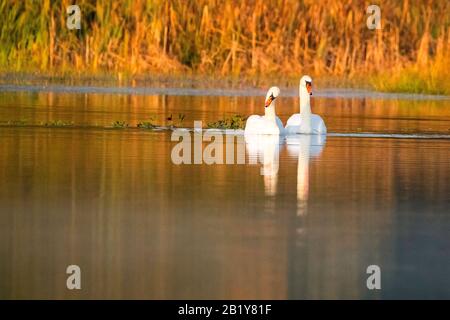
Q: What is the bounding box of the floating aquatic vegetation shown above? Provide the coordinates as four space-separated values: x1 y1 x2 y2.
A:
207 114 247 130
112 121 129 129
137 121 156 129
0 119 28 126
43 120 74 127
167 113 186 128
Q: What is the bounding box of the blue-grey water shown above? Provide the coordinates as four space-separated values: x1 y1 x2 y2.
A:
0 87 449 299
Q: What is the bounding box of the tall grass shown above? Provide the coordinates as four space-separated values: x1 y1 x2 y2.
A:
370 31 450 95
0 0 449 93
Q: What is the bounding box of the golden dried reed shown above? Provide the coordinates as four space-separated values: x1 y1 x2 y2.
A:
0 0 449 93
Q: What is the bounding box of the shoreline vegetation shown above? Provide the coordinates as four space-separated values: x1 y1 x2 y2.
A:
0 1 449 95
0 72 371 91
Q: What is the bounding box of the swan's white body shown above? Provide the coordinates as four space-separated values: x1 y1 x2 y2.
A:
245 87 285 135
285 75 327 135
245 115 284 135
285 113 326 135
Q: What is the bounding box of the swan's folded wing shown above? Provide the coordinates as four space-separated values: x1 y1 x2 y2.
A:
311 115 327 134
286 113 302 127
285 113 302 134
244 115 263 135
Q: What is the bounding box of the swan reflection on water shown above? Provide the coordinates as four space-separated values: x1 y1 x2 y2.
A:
244 134 326 201
286 134 327 216
244 134 285 196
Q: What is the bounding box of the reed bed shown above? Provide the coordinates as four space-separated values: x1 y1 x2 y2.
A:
0 0 449 93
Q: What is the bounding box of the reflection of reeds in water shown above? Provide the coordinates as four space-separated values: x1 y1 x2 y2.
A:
1 128 449 298
1 91 449 134
311 97 450 134
0 128 290 299
0 0 449 92
1 91 449 133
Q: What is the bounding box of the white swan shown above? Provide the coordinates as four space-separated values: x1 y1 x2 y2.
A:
285 75 326 135
244 86 285 135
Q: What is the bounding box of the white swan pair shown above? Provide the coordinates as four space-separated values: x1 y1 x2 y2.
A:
244 75 326 135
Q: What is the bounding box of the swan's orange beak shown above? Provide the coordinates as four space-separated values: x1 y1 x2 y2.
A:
265 95 274 108
306 83 313 96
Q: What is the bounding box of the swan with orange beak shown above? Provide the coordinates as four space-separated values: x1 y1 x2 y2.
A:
285 75 327 134
244 86 285 135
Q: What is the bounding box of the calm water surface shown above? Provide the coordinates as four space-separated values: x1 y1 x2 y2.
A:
0 88 449 299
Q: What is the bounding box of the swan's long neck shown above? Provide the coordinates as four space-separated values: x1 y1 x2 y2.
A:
299 88 311 115
265 101 277 122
